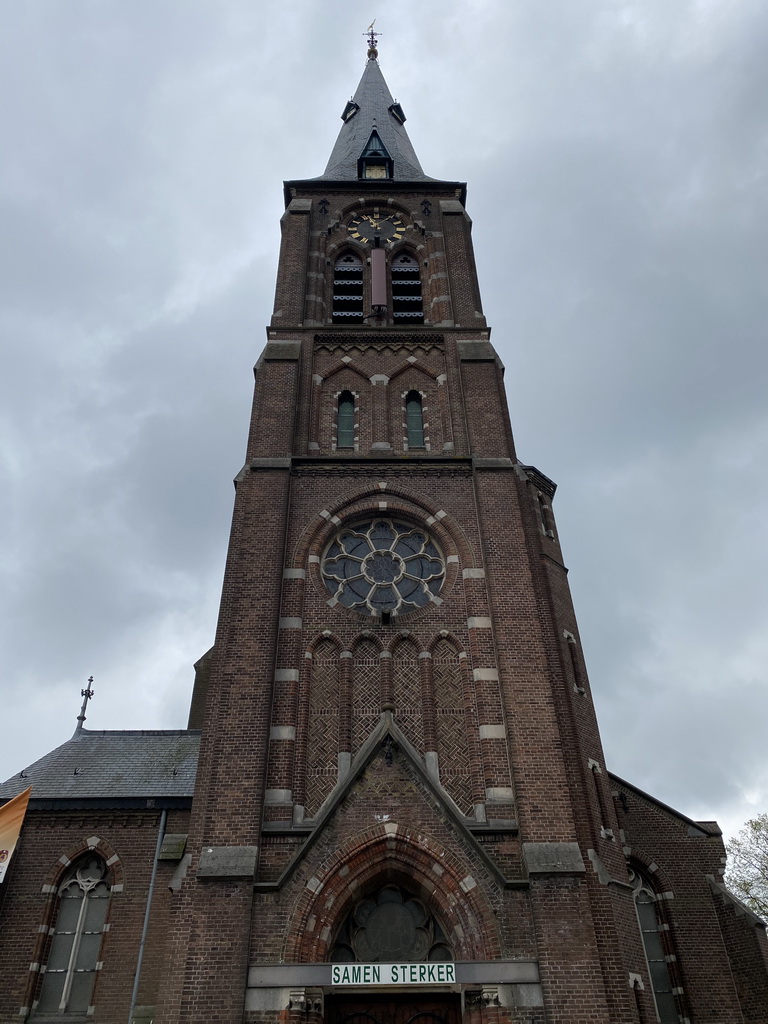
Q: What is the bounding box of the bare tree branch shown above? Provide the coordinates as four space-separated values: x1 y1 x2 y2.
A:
726 813 768 920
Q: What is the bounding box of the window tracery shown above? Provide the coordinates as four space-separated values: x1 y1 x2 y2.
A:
329 884 453 963
37 856 110 1015
321 519 444 618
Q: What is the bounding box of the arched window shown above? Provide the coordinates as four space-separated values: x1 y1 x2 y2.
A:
37 856 111 1014
630 868 680 1023
337 391 355 448
332 253 364 323
405 391 425 449
391 253 423 323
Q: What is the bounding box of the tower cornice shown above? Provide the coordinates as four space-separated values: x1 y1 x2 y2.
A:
283 178 468 207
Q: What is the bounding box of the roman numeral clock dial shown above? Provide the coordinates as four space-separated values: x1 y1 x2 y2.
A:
348 212 405 243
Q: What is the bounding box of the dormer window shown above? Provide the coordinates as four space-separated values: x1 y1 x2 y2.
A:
341 100 359 123
388 102 406 124
358 129 393 180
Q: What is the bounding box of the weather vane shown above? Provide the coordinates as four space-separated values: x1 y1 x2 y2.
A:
365 20 381 61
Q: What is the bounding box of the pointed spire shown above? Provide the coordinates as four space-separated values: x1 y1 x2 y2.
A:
319 35 432 183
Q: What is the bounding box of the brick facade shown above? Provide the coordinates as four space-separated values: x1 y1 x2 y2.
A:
1 50 767 1024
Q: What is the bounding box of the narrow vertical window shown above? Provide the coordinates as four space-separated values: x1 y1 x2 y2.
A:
631 870 680 1023
37 857 110 1014
565 633 586 694
391 253 423 323
332 253 364 323
406 391 425 448
337 392 355 449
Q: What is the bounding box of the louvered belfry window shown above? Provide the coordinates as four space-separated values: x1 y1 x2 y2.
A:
391 252 424 323
37 857 111 1014
332 253 364 323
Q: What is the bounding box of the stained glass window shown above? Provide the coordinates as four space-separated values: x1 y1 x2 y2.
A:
321 519 444 618
37 857 110 1014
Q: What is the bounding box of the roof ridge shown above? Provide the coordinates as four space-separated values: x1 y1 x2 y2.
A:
76 728 202 739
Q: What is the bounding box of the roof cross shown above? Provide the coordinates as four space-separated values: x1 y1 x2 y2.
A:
76 676 94 732
365 20 381 61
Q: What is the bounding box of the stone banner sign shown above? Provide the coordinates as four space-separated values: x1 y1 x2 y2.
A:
331 963 457 987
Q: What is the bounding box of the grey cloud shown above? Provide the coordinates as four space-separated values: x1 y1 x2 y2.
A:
1 1 767 842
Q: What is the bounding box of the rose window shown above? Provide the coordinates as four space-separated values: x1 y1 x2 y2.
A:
321 519 445 617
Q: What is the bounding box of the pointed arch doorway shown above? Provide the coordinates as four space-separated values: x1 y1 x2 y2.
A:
325 883 461 1024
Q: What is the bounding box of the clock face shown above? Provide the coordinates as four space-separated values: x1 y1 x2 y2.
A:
348 213 405 244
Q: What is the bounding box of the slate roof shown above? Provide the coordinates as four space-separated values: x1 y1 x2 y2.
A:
318 58 437 183
0 728 200 803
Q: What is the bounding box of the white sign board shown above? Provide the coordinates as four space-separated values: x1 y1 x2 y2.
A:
331 963 456 987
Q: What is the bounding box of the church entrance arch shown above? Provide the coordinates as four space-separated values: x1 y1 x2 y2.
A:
285 826 502 965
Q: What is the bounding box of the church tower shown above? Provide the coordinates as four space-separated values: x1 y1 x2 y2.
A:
5 29 768 1024
161 33 653 1024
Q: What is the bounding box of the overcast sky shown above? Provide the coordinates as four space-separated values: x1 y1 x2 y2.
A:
1 1 767 843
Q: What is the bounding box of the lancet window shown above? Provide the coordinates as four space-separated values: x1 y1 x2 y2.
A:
36 856 111 1014
630 868 681 1023
337 391 356 448
405 391 425 449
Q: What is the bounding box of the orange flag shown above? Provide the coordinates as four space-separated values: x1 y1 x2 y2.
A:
0 787 31 883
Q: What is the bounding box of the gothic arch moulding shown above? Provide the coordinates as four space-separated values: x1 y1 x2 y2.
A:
290 479 477 569
283 823 502 965
320 358 372 385
39 835 125 892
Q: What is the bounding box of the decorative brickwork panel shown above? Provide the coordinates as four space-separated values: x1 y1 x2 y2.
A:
306 640 340 816
352 639 380 753
433 640 473 815
392 639 423 753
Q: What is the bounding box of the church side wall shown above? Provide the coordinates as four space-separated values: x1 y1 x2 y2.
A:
0 808 189 1024
613 781 753 1022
